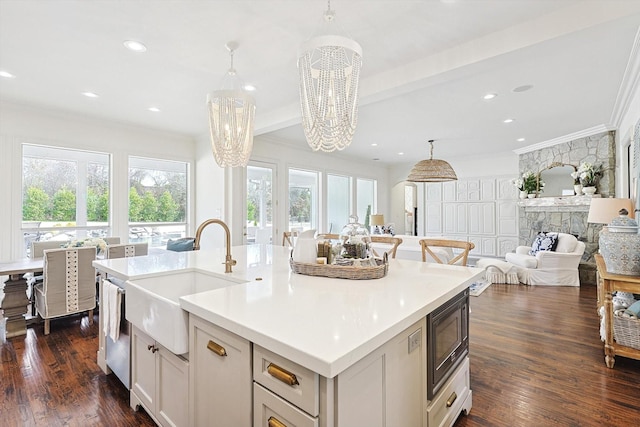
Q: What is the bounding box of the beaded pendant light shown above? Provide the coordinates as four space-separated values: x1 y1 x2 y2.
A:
207 42 256 167
407 140 458 182
298 0 362 152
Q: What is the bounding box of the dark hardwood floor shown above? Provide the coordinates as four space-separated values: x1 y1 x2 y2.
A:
1 284 639 426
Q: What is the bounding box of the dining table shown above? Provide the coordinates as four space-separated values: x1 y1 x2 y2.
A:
0 258 44 338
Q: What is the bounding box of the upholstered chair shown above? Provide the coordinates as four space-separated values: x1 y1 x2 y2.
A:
106 242 148 259
505 232 585 286
103 236 121 245
34 246 97 335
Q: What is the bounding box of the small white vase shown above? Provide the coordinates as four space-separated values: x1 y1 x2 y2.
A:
527 193 536 199
519 191 527 199
573 184 582 195
582 186 597 196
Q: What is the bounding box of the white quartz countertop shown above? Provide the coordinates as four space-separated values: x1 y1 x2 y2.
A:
94 245 483 378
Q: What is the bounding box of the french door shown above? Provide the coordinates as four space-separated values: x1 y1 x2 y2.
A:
245 162 276 245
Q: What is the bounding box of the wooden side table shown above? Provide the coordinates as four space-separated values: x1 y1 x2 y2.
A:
595 254 640 368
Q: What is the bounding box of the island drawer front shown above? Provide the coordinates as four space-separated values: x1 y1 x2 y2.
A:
254 382 318 427
427 357 470 427
253 345 320 417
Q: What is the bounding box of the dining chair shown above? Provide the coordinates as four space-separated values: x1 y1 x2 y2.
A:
34 246 97 335
106 242 149 259
370 235 403 259
317 233 341 241
103 236 121 245
419 239 475 266
282 231 298 247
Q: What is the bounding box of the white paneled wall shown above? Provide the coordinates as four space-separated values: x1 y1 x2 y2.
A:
416 176 519 258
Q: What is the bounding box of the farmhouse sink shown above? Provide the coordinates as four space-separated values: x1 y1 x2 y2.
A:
125 270 244 354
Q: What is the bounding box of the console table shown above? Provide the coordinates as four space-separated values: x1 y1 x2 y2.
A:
0 258 43 338
595 254 640 368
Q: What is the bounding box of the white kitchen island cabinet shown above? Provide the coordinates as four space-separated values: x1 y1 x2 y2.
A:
131 326 189 427
94 244 482 427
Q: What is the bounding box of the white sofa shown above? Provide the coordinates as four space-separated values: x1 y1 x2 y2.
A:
505 232 585 286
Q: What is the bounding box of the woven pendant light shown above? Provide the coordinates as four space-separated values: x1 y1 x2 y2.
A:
407 140 457 182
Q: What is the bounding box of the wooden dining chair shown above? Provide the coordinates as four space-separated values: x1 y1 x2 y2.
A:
370 235 403 259
317 233 341 241
282 231 299 247
34 246 97 335
419 239 475 266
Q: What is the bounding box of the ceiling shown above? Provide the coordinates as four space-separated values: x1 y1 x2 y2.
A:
1 1 639 165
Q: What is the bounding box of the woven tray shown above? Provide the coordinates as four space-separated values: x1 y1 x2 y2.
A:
290 253 388 280
613 315 640 350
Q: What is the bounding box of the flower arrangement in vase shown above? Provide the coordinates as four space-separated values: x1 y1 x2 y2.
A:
571 162 603 195
62 237 107 254
511 171 544 198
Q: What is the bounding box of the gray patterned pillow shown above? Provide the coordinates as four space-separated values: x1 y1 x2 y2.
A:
529 232 559 256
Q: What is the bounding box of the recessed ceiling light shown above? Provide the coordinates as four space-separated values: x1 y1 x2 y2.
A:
372 158 380 161
123 40 147 52
148 107 160 112
503 118 514 123
371 143 378 147
243 84 256 91
517 138 525 142
398 152 404 155
483 93 497 100
82 92 99 98
512 84 533 93
0 70 16 78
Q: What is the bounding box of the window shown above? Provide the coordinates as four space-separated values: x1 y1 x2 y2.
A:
356 178 376 226
288 168 319 232
326 174 351 233
128 156 188 247
22 144 110 255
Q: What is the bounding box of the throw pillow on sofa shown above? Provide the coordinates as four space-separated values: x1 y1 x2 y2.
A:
529 232 559 256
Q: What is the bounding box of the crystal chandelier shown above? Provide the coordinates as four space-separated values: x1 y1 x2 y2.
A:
298 0 362 152
407 140 458 182
207 42 256 167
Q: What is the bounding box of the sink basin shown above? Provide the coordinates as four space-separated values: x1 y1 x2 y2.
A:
125 270 242 354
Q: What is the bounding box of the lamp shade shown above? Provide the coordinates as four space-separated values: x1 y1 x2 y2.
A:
587 198 634 224
370 214 385 226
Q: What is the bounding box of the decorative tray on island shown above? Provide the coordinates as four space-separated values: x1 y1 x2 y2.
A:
289 253 389 280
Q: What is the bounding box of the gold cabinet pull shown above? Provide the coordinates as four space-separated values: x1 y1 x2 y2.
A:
207 340 227 357
446 391 457 408
268 416 287 427
267 363 299 386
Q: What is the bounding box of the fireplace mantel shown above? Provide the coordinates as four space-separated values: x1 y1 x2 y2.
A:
517 195 599 211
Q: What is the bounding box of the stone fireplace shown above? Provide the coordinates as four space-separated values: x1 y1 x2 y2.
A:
516 130 616 285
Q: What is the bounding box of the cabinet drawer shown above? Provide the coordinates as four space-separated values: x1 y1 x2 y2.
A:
254 383 318 427
427 357 470 427
253 345 319 416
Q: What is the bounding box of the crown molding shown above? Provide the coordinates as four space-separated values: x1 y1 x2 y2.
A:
512 124 615 155
610 26 640 127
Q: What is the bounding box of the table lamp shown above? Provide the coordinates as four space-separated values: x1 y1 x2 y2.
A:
370 214 385 234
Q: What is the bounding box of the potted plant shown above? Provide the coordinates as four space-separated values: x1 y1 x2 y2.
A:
511 172 543 198
572 162 603 195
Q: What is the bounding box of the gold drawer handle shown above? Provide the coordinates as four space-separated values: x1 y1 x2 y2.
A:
267 363 299 386
446 391 457 408
268 416 287 427
207 340 227 357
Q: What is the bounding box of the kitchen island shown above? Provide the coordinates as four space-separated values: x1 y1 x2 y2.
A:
94 244 483 427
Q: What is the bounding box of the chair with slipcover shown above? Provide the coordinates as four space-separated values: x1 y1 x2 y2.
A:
34 246 96 335
505 232 585 286
106 242 148 259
